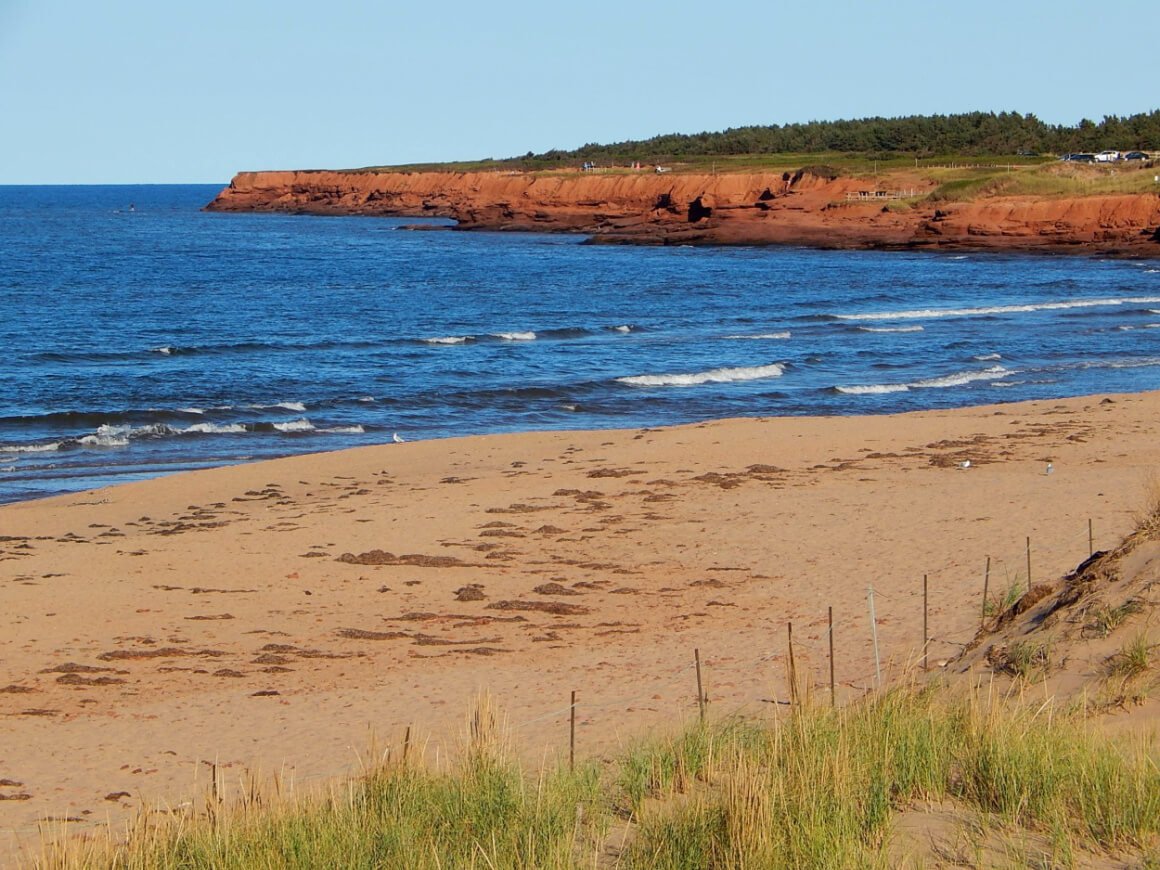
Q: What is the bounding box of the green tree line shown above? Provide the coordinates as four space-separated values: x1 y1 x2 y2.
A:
506 111 1160 165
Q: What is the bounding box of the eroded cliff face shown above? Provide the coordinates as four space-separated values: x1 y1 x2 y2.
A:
206 169 1160 253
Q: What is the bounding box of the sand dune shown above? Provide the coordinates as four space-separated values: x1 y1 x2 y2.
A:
2 391 1159 863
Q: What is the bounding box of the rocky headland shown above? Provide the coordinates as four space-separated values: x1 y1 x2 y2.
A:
206 167 1160 254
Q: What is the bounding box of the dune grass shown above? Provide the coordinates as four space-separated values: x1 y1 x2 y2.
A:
37 683 1160 869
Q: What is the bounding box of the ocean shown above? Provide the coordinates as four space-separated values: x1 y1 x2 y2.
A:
2 184 1158 504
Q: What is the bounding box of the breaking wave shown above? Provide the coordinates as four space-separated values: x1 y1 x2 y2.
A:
493 331 537 341
835 296 1160 322
835 365 1012 395
618 363 786 387
725 332 792 340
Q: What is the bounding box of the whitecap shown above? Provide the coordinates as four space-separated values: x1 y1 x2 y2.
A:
856 326 924 333
152 346 175 355
912 365 1010 389
834 383 910 395
836 365 1011 395
423 336 471 345
1080 356 1160 371
245 401 307 412
184 422 247 434
972 353 1002 361
835 296 1160 322
0 442 61 454
494 331 537 341
618 362 785 387
357 396 376 403
177 407 205 415
613 325 633 333
319 425 365 434
725 332 792 340
273 418 315 432
78 424 132 447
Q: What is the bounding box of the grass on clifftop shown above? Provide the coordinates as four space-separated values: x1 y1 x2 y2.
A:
352 151 1050 177
925 161 1160 203
39 686 1160 869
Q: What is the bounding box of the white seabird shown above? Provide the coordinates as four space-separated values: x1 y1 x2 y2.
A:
392 432 405 443
958 460 971 470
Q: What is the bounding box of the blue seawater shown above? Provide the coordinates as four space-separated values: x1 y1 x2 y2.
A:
1 184 1158 503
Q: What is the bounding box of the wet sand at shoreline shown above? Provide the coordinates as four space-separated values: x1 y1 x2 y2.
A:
3 391 1159 863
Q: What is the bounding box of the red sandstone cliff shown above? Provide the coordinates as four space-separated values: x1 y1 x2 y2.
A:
206 169 1160 254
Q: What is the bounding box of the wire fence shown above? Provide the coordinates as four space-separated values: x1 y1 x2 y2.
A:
0 516 1110 846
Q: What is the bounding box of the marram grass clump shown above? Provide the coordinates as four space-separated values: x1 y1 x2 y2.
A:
38 688 1160 869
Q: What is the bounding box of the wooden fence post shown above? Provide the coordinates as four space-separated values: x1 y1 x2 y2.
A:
923 574 929 671
1026 536 1033 593
569 690 577 771
787 622 798 706
981 556 991 628
828 606 836 708
694 648 705 723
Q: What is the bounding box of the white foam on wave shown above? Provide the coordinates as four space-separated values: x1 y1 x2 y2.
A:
613 325 632 333
423 336 471 345
177 407 205 415
1149 310 1160 315
0 442 61 454
184 422 247 434
78 424 134 447
972 353 1002 361
357 396 376 403
836 365 1011 395
274 418 316 432
618 362 786 387
319 425 365 434
835 383 910 395
725 332 792 340
913 365 1010 389
1079 356 1160 371
494 331 537 341
245 401 307 412
856 326 924 333
152 346 175 355
836 296 1160 322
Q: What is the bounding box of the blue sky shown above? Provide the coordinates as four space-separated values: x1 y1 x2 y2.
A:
1 0 1157 184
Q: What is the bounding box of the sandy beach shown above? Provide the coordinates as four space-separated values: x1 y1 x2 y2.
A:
3 390 1159 863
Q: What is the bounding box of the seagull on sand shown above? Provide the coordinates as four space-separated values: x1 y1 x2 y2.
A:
1045 462 1054 475
958 459 971 470
392 432 405 443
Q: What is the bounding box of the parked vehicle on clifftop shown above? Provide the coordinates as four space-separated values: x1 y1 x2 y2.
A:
1095 150 1121 162
1123 151 1150 161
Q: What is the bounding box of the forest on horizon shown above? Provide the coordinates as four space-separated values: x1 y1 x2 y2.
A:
499 110 1160 166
